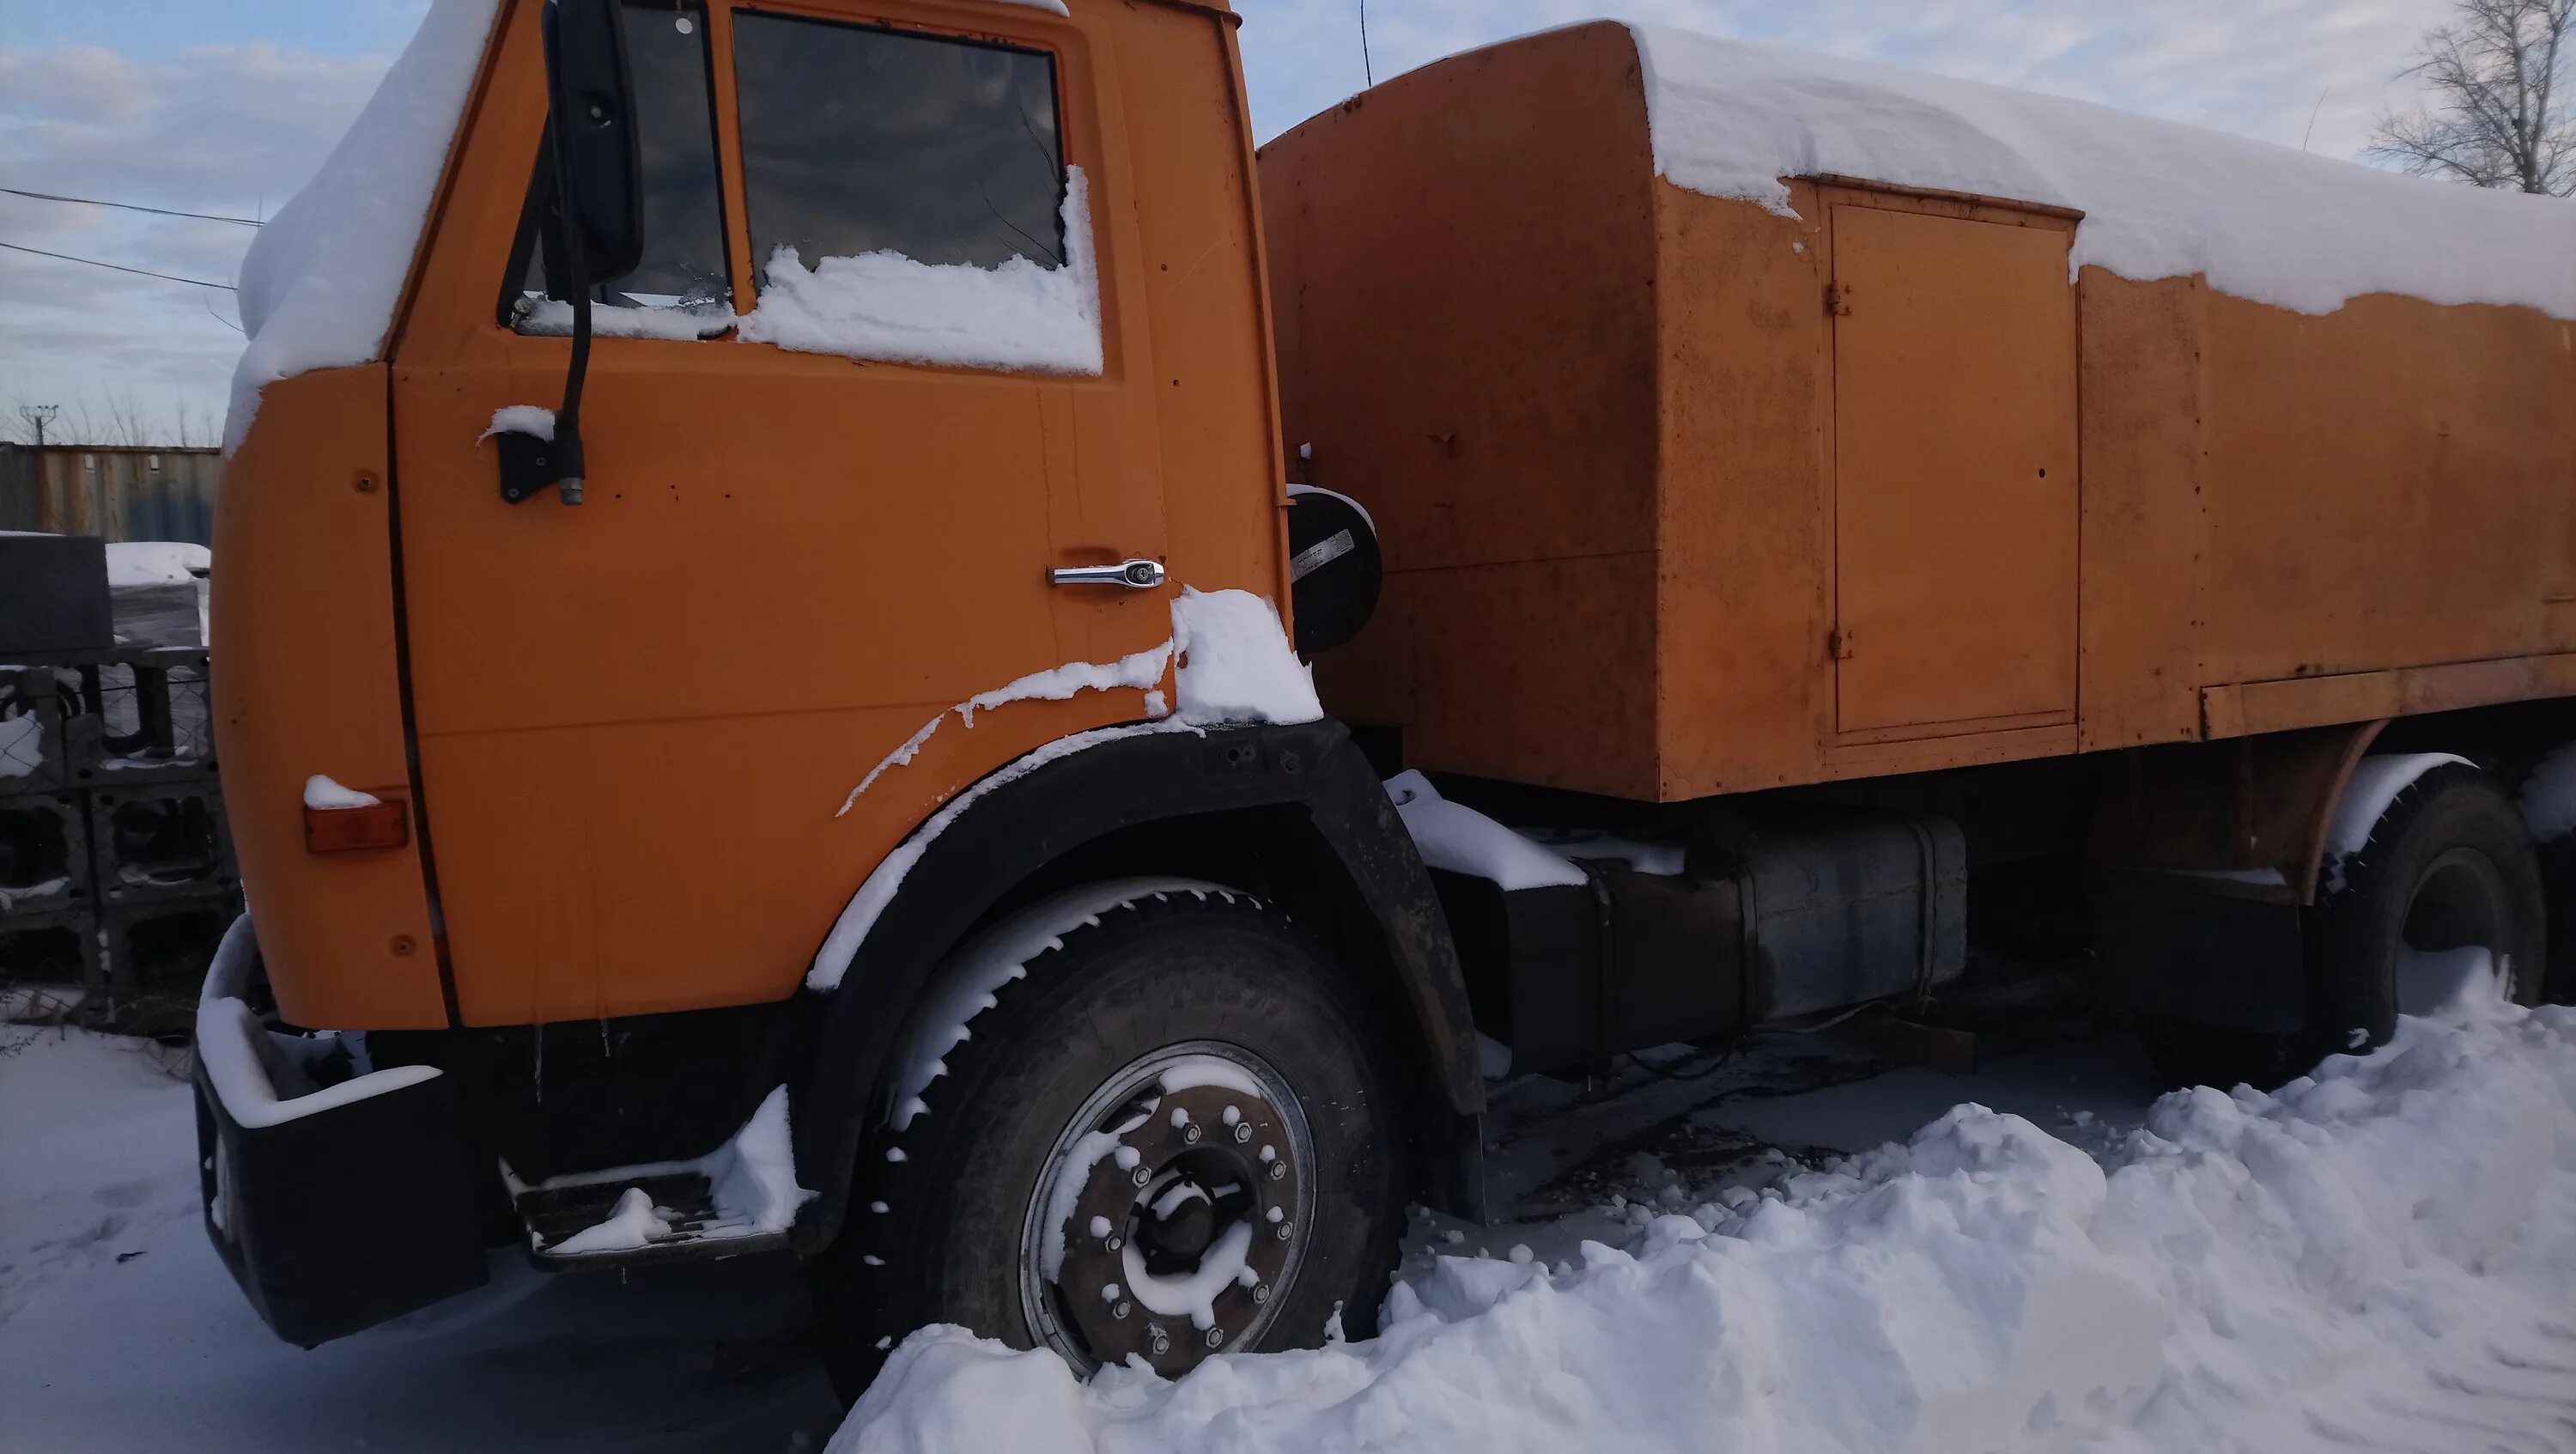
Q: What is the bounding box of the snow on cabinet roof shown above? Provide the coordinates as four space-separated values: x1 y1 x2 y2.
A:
1626 24 2576 320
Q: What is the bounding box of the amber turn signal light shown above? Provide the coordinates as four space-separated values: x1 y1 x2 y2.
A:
304 798 410 853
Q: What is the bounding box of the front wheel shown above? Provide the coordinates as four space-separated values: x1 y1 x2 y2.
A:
811 885 1408 1402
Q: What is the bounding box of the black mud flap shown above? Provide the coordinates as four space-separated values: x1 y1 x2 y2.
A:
195 1056 489 1347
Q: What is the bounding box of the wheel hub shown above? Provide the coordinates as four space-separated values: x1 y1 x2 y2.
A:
1021 1044 1313 1377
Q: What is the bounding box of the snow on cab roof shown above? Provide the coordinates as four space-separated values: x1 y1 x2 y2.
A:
1627 24 2576 320
226 0 499 453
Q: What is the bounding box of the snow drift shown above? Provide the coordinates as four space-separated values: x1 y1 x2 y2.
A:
828 990 2576 1454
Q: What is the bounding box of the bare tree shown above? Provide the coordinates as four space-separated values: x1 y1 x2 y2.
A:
2368 0 2576 195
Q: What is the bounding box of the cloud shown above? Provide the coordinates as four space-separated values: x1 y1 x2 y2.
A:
0 40 388 441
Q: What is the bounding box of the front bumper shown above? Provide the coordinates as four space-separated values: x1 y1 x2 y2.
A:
194 916 489 1346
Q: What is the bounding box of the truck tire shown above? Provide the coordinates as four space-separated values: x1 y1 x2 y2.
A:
2138 764 2546 1092
811 887 1408 1403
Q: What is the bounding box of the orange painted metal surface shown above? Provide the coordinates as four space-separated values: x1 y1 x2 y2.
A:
210 367 448 1030
1267 20 2576 803
366 0 1278 1025
1826 199 2079 735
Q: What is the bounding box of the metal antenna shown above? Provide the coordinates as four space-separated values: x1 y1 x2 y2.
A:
1360 0 1373 86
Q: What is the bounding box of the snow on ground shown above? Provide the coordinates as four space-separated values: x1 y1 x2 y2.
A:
0 1027 843 1454
6 982 2571 1454
102 542 211 588
835 990 2576 1453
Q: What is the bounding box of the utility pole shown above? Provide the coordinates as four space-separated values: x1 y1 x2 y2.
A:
18 403 58 451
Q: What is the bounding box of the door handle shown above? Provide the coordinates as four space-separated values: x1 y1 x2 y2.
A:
1048 559 1166 589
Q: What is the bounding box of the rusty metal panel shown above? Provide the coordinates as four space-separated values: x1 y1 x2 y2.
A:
0 445 219 544
1828 202 2078 735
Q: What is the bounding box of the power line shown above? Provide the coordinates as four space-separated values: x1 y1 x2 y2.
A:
1 186 261 226
0 240 236 290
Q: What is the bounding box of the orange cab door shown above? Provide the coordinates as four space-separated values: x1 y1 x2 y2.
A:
388 0 1167 1025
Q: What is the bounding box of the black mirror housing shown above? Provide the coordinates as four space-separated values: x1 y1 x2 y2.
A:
541 0 644 284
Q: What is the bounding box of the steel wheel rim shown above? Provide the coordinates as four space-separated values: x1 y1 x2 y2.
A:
1018 1039 1316 1376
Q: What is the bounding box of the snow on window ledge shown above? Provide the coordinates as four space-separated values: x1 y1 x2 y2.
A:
738 166 1103 376
511 298 734 341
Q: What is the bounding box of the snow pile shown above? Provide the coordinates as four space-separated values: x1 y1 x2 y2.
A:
549 1188 670 1256
2522 741 2576 843
530 1085 816 1253
812 588 1314 989
837 642 1172 816
1383 770 1585 891
835 587 1312 815
511 297 734 340
1167 587 1321 727
1630 26 2576 319
2321 753 2469 891
959 642 1175 727
103 541 210 587
301 774 381 811
225 0 499 452
709 1086 816 1235
740 167 1103 375
478 405 556 442
828 992 2576 1454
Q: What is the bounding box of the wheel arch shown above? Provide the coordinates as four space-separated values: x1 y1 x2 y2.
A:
2094 703 2576 1034
787 718 1482 1251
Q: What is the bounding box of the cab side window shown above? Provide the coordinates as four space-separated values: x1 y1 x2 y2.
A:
502 0 731 336
730 14 1066 279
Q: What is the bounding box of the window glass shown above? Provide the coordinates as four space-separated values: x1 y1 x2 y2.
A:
504 0 731 336
732 14 1066 278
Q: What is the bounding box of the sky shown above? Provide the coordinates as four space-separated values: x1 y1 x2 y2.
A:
0 0 2463 445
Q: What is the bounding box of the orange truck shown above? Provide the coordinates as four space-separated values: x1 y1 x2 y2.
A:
197 0 2575 1396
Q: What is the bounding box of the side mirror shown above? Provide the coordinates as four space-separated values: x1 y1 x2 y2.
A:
501 0 639 508
540 0 642 283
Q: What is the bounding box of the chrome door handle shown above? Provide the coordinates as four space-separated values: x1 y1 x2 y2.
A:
1048 558 1166 589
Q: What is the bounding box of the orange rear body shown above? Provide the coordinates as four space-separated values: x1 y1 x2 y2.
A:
1265 23 2576 800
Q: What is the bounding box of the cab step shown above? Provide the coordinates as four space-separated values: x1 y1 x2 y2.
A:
519 1171 788 1270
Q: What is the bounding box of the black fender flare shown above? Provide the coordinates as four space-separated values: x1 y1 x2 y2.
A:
787 716 1479 1248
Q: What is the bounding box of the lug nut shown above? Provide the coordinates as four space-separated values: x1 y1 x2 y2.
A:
1105 1234 1124 1252
1183 1123 1201 1144
1131 1165 1151 1187
1275 1223 1292 1242
1233 1122 1253 1143
1269 1160 1286 1181
1148 1325 1170 1355
1205 1327 1224 1348
1253 1282 1272 1305
1113 1301 1132 1320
